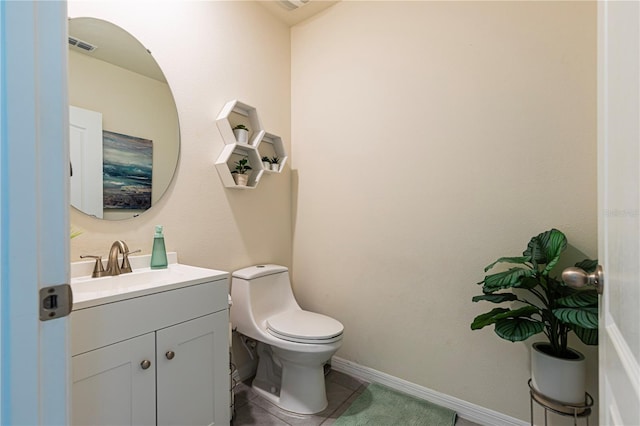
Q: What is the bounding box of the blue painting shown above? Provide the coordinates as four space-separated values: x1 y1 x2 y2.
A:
103 130 152 210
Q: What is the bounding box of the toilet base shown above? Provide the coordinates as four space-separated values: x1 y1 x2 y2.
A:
252 342 331 414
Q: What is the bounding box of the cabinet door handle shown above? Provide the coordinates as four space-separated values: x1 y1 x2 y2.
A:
140 359 151 370
165 350 175 360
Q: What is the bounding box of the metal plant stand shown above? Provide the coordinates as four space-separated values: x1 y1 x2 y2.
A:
528 379 594 426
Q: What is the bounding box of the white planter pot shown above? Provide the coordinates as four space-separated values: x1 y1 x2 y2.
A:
233 173 249 186
233 129 249 143
271 163 280 172
531 342 586 405
262 161 271 169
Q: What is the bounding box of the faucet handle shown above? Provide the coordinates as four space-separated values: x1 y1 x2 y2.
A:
121 249 141 273
80 255 108 278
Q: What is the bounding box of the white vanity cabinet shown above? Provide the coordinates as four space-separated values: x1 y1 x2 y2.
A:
72 332 156 425
70 268 229 426
156 313 226 425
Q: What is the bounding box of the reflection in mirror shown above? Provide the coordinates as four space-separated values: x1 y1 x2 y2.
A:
68 17 180 221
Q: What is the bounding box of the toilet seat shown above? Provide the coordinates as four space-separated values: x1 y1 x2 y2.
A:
267 310 344 344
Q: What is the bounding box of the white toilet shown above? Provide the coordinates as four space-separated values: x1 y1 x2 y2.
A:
230 264 344 414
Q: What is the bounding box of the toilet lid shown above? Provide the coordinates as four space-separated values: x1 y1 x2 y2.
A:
267 310 344 344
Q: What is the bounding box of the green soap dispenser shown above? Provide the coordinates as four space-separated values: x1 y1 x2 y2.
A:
150 225 168 269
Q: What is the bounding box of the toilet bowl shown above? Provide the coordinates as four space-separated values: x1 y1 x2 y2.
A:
230 265 344 414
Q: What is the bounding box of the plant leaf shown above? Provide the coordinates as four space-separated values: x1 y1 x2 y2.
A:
482 268 535 293
556 291 598 308
523 229 567 273
495 318 545 342
517 276 540 290
572 324 598 345
575 258 598 272
472 293 518 303
553 307 598 329
471 306 540 331
523 235 544 267
503 305 540 318
470 308 510 330
484 257 531 272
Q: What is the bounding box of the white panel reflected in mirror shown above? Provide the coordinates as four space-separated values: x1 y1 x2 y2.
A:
70 106 103 219
68 18 180 221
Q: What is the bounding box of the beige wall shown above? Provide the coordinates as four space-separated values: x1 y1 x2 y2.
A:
69 1 292 271
67 0 598 423
291 1 597 423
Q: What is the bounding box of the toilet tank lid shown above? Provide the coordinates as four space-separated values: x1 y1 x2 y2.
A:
232 264 288 280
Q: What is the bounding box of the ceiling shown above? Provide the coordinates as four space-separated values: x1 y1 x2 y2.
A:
67 1 340 81
257 0 339 26
68 17 166 83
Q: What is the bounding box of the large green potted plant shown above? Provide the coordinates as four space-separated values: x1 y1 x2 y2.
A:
471 228 598 404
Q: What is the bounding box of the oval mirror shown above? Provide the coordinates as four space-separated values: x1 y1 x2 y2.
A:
68 17 180 220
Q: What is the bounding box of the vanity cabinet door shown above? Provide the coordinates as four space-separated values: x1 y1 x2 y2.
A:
156 311 229 425
72 332 156 426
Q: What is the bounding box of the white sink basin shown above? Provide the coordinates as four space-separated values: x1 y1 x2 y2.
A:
71 256 228 310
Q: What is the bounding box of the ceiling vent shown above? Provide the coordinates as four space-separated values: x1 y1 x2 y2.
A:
68 36 97 53
278 0 310 11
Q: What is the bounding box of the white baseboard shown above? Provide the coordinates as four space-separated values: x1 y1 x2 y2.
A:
330 356 527 426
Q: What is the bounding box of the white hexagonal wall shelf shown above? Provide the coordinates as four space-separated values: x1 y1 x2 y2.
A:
257 132 288 174
215 144 263 189
216 99 265 146
215 99 288 189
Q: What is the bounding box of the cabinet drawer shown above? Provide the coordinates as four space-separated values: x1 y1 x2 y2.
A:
71 278 228 356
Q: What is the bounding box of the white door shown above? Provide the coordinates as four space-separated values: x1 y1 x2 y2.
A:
70 105 103 219
598 1 640 424
0 1 70 424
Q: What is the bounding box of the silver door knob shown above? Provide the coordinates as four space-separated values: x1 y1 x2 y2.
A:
165 351 175 360
140 359 151 370
562 265 604 294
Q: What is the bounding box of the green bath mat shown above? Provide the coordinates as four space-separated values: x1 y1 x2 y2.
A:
333 383 456 426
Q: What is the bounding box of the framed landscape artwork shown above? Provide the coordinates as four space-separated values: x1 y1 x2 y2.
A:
103 130 153 210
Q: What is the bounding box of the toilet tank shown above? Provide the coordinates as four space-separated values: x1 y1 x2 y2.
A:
230 265 300 335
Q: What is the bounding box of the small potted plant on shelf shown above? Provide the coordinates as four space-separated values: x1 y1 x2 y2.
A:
270 156 280 172
470 228 598 407
262 156 271 169
231 157 252 186
233 124 249 144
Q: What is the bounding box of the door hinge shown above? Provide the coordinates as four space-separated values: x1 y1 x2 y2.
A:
39 284 73 321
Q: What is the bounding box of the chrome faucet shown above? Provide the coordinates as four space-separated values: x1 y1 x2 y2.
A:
105 240 140 276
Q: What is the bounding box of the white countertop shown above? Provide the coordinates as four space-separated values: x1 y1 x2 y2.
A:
71 253 229 310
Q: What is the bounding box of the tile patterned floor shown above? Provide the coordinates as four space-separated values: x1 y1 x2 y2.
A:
231 370 481 425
